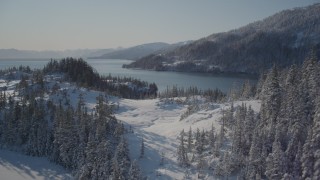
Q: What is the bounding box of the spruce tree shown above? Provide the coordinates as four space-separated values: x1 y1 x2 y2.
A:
140 137 145 159
311 95 320 178
265 141 286 179
114 137 131 179
301 129 314 179
177 129 188 166
187 126 193 153
128 160 142 180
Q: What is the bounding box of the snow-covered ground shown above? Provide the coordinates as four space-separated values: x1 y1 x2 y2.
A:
0 73 261 179
116 98 261 179
0 149 72 180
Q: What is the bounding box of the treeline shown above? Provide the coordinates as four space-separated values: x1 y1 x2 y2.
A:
0 78 142 179
176 53 320 179
44 58 158 99
0 65 32 76
159 86 225 103
159 80 255 103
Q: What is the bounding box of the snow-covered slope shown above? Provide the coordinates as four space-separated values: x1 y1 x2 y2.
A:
115 98 260 179
0 71 261 179
0 150 72 180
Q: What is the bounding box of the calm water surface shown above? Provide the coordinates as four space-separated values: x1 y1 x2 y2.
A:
0 58 257 92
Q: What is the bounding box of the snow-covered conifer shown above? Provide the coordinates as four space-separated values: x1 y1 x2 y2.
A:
301 130 314 179
177 129 188 167
140 137 145 158
128 160 142 180
265 140 286 179
208 124 215 152
114 137 131 179
187 126 193 152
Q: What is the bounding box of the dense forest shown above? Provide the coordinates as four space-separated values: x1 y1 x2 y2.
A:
176 52 320 179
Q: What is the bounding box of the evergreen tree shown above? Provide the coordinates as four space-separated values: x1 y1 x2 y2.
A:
265 140 286 179
195 130 205 156
301 129 314 179
217 113 226 150
285 133 299 174
312 95 320 179
114 137 131 179
241 80 254 99
222 152 231 178
96 141 112 179
177 129 188 167
187 126 193 153
260 65 281 137
140 138 145 159
208 124 215 153
160 151 165 166
225 102 235 127
128 160 142 180
232 103 246 158
247 130 263 179
111 158 122 180
196 153 207 172
243 105 255 155
194 128 200 149
292 143 302 179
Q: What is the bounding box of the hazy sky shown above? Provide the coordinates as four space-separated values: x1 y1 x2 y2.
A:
0 0 318 50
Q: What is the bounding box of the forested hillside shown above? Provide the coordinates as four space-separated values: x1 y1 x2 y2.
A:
125 3 320 74
174 52 320 179
0 59 150 179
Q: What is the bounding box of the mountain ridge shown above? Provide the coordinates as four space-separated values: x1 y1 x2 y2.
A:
91 41 193 60
0 48 115 59
0 41 192 60
125 3 320 74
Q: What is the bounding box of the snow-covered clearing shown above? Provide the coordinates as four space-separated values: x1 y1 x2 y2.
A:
116 98 260 179
0 149 72 180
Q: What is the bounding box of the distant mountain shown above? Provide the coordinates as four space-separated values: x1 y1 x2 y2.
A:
125 3 320 74
0 48 114 59
92 42 171 60
0 41 192 60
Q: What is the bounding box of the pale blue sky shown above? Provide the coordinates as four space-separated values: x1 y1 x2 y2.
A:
0 0 318 50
